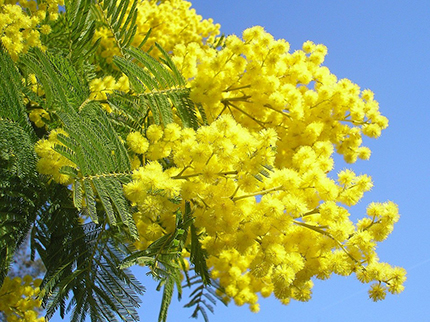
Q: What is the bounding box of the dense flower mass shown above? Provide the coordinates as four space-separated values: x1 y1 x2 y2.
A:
35 129 77 185
89 74 130 112
0 276 45 322
3 0 405 318
0 0 63 60
119 3 403 309
122 115 404 309
172 26 387 165
95 0 220 65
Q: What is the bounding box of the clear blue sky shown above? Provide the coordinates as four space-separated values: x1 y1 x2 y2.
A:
52 1 430 321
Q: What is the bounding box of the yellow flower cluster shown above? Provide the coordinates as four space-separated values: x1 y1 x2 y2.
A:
25 73 50 128
0 276 45 322
0 0 62 60
28 108 50 128
124 122 190 249
123 114 403 309
35 129 77 185
123 116 275 249
89 75 130 112
173 26 387 165
94 0 220 64
127 131 149 155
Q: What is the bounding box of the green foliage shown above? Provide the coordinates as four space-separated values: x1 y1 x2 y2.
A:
21 48 88 115
119 202 225 322
95 0 139 53
183 202 226 322
32 186 144 322
56 107 134 230
113 44 206 129
0 1 219 321
0 48 40 285
0 120 39 284
0 48 36 140
44 0 139 70
44 0 100 68
22 48 136 235
183 273 225 322
121 209 192 322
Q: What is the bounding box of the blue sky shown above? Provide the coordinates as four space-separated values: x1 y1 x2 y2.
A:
52 1 430 321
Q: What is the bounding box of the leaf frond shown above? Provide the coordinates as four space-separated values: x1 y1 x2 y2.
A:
113 46 204 129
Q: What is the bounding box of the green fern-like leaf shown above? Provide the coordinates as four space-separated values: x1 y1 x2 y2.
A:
106 93 150 136
34 203 145 322
44 0 101 68
56 107 136 235
0 48 36 141
182 201 226 322
94 0 139 54
158 277 174 322
21 48 89 114
113 45 204 129
120 206 206 322
22 49 137 236
183 273 226 322
0 48 43 284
